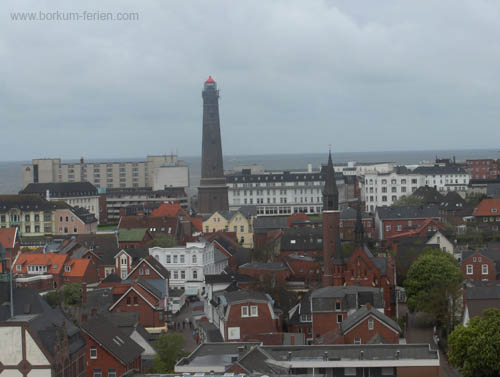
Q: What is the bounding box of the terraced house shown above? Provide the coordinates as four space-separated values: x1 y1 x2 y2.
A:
202 206 256 248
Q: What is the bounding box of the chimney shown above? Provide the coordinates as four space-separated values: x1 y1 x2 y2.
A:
396 350 400 360
366 303 371 310
323 351 328 361
82 282 87 304
359 351 364 360
287 351 292 361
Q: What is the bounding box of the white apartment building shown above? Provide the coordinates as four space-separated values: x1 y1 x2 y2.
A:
149 241 228 295
363 165 470 212
22 155 187 190
226 169 354 216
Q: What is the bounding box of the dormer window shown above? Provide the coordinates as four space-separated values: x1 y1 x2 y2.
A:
492 208 498 213
65 265 71 272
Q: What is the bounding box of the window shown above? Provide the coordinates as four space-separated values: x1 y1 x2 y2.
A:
241 306 249 317
173 271 178 279
240 225 244 232
25 225 30 233
16 265 21 271
93 369 102 377
193 270 198 279
381 367 394 376
65 265 71 272
396 225 402 232
482 264 488 275
385 225 391 232
192 255 197 264
145 268 150 275
90 347 97 359
466 264 473 275
344 367 356 376
121 257 127 265
337 314 343 323
133 296 138 305
181 270 185 279
108 370 116 377
25 215 30 222
354 337 361 344
180 255 185 263
127 297 131 305
335 301 341 311
173 255 178 263
382 195 387 202
368 319 374 330
166 255 171 264
139 268 144 275
250 305 258 317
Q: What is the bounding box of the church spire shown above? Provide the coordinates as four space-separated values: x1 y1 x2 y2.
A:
354 201 365 248
323 148 338 211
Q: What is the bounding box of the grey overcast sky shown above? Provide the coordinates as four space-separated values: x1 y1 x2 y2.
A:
1 0 500 161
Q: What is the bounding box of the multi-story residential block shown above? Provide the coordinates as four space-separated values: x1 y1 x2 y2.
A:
0 195 59 236
226 167 357 217
55 205 98 235
466 159 500 180
202 206 256 247
22 155 187 189
363 165 470 212
149 241 228 295
20 182 101 221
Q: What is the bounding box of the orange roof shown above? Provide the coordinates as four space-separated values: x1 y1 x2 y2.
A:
15 252 68 274
386 218 441 240
0 228 17 249
286 213 310 227
63 258 91 277
473 198 500 217
151 203 202 232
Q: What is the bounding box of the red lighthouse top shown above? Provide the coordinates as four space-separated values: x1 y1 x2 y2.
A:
205 75 215 83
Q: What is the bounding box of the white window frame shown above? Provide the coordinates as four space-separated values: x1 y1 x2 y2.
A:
16 265 21 271
368 319 374 330
482 264 488 275
354 337 362 344
466 264 473 275
250 305 258 317
241 306 249 317
90 346 97 359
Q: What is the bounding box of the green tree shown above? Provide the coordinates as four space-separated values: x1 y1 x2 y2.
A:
448 308 500 377
45 290 60 308
404 248 463 331
393 195 423 207
153 333 187 373
147 234 177 248
61 283 82 305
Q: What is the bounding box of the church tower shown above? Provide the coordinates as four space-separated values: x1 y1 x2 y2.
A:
197 76 229 215
322 149 344 286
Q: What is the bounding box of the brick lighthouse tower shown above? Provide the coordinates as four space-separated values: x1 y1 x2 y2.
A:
197 76 229 215
322 148 344 286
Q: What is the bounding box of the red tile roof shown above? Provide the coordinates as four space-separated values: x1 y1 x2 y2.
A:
63 258 91 277
473 199 500 217
14 252 68 274
151 203 202 232
386 218 442 240
0 228 17 249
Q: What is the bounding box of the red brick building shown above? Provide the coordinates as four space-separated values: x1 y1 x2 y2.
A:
81 315 143 377
62 258 99 285
13 252 69 290
462 249 500 281
340 207 375 241
285 253 321 284
126 255 170 281
108 281 166 331
375 206 441 241
213 290 280 342
466 159 499 180
238 262 291 285
472 198 500 231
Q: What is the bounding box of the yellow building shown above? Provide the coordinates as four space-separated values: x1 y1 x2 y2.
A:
203 207 256 248
0 195 59 237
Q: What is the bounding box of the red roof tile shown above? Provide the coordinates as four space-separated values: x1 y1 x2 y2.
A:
14 252 68 274
473 198 500 217
63 258 91 277
0 228 17 249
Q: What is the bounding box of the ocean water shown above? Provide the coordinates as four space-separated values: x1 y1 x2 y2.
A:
1 149 499 194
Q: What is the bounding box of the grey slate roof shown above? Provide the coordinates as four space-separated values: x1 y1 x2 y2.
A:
412 165 467 175
311 286 384 312
205 273 256 284
377 205 440 220
254 216 289 232
221 289 272 305
340 306 401 334
81 315 144 365
340 206 371 220
465 280 500 300
20 182 98 197
198 321 224 342
239 261 289 271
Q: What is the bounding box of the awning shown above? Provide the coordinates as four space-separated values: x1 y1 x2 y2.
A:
185 288 199 296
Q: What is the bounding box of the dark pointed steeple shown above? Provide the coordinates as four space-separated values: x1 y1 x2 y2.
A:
323 148 339 211
354 202 365 248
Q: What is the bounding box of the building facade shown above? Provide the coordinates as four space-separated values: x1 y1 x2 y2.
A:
22 155 185 189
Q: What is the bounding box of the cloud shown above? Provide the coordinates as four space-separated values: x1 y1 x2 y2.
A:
1 0 500 161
